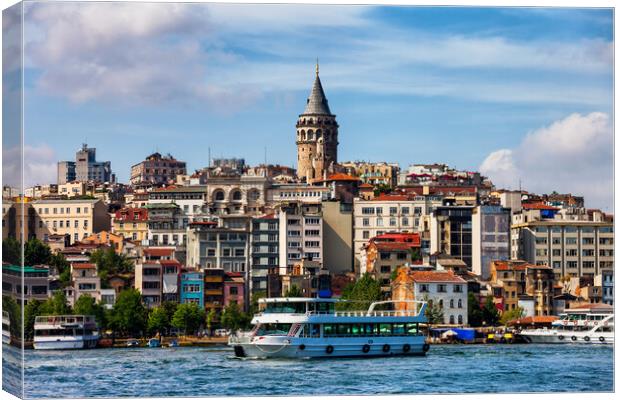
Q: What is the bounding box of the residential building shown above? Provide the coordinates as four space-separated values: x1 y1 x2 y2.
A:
161 259 181 303
391 269 468 326
130 152 187 187
296 64 339 183
596 270 614 305
430 206 475 269
471 205 511 280
398 163 484 187
353 194 443 270
112 207 149 243
144 203 186 247
340 161 400 187
279 259 331 298
266 184 329 204
224 272 245 307
71 263 101 305
180 271 204 307
135 261 162 308
511 208 614 278
489 260 555 316
360 232 422 293
2 264 50 304
81 231 125 254
148 185 208 222
204 268 225 315
58 143 113 184
278 201 323 274
186 220 250 273
100 288 116 310
30 199 111 244
205 174 268 216
322 201 354 274
250 214 279 294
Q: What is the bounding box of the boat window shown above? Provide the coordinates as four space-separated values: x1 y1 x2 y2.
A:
316 302 334 314
379 324 392 335
263 302 306 314
392 323 406 336
255 323 292 336
406 323 419 335
336 324 351 336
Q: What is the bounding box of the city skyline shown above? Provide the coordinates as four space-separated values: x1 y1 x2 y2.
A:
10 3 614 210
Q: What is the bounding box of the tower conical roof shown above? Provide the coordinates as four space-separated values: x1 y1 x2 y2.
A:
303 70 332 115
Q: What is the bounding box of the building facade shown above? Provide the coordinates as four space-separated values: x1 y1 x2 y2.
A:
180 271 204 307
250 215 279 294
277 202 323 274
471 205 511 280
58 143 113 184
130 152 187 186
112 207 149 243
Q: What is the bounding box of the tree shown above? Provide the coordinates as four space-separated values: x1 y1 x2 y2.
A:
220 302 250 332
482 295 500 327
423 295 444 325
147 307 169 339
467 292 483 327
3 295 22 339
90 248 134 283
500 307 525 326
284 285 303 297
24 238 52 266
2 237 21 264
23 299 42 340
74 294 106 328
49 252 70 277
161 301 178 325
206 309 217 336
171 303 206 336
110 289 147 337
249 291 266 316
338 273 382 311
39 290 72 316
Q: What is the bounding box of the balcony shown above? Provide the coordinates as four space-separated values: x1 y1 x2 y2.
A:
204 289 223 296
204 276 224 283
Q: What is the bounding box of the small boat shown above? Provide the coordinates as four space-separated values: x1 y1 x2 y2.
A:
229 297 429 359
168 339 179 348
2 311 11 345
518 304 614 344
126 339 141 348
34 315 100 350
148 338 161 348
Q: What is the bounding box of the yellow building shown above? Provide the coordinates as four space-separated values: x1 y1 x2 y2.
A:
112 207 148 243
82 231 126 254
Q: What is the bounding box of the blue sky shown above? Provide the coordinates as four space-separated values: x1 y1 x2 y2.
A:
15 3 614 210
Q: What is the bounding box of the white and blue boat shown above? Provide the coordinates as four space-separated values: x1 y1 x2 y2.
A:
34 315 100 350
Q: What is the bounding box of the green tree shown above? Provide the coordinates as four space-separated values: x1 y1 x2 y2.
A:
3 295 22 339
74 294 106 328
467 292 483 327
161 301 178 325
206 309 217 336
500 307 525 326
147 306 169 339
423 295 444 325
90 248 134 283
109 289 147 337
338 273 382 311
2 237 21 264
482 295 500 327
284 284 303 297
171 303 206 336
49 252 70 276
23 299 42 340
220 302 250 332
24 238 52 266
249 291 266 316
39 290 72 316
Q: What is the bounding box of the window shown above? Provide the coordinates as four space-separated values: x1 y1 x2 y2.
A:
362 231 370 239
362 207 375 215
222 248 231 257
380 252 390 260
566 249 578 257
305 230 320 236
230 287 238 295
453 285 463 293
389 207 398 215
458 315 463 324
305 218 320 225
449 315 455 324
402 217 409 226
414 207 422 215
234 248 245 257
375 207 383 215
401 207 410 215
363 218 370 227
305 241 320 248
566 237 577 245
380 265 391 274
458 299 463 308
450 299 454 308
437 284 447 293
376 218 383 227
389 218 397 227
419 284 429 293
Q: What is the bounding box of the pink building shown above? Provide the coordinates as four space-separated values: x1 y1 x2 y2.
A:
223 272 245 310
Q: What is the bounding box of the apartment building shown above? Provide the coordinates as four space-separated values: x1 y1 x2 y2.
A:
2 264 49 304
250 214 279 294
180 271 204 307
130 152 187 187
430 206 475 269
489 260 555 316
339 161 400 188
135 261 163 308
112 207 149 242
58 143 112 184
277 202 323 274
144 203 187 247
391 269 468 326
511 208 614 278
353 194 443 270
322 200 354 274
471 205 511 279
30 199 111 244
71 263 101 305
266 184 329 204
148 186 208 223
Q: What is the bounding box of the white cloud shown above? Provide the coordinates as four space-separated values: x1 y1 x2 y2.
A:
480 112 613 211
2 144 58 188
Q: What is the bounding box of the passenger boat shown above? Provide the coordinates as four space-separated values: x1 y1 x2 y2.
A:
148 338 161 348
229 297 429 358
518 304 614 344
2 311 11 345
34 315 100 350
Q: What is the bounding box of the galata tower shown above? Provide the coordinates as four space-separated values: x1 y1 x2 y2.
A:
296 62 339 183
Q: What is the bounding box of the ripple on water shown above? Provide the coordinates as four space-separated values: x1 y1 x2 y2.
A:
18 344 614 398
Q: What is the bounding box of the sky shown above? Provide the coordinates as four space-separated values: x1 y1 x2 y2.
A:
5 3 614 210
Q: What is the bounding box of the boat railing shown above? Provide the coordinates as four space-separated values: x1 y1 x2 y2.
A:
34 315 97 326
306 310 422 317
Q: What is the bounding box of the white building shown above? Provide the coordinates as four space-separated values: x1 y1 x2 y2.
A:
471 205 511 280
277 202 323 274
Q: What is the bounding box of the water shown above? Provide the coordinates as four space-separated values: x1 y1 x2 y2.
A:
3 343 614 398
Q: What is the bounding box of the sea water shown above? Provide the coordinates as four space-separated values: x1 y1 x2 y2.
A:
2 343 614 398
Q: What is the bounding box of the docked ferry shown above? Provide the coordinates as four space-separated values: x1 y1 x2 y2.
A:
229 297 429 358
34 315 100 350
2 311 10 345
518 304 614 344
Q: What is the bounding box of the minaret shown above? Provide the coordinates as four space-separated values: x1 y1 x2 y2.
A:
296 61 339 183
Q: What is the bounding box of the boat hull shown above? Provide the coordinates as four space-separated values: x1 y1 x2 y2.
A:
519 330 613 345
232 336 429 359
34 336 100 350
